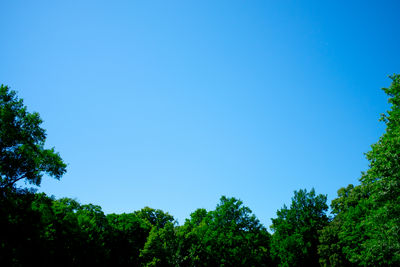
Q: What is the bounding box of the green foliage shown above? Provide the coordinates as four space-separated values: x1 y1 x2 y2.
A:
317 75 400 266
318 185 361 266
0 190 83 266
319 75 400 266
3 76 400 265
140 222 179 266
174 208 209 266
177 196 272 266
75 203 109 264
271 188 329 267
106 213 152 265
135 207 175 229
360 74 400 264
0 189 41 266
0 183 271 266
0 85 66 189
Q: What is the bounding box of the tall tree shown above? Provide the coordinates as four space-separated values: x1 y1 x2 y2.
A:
270 188 329 267
0 85 67 266
320 75 400 265
359 74 400 263
0 85 66 189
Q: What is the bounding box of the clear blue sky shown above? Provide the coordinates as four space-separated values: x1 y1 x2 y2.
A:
1 0 399 227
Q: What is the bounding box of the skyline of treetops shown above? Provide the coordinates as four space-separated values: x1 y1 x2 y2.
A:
1 74 400 265
1 1 399 266
2 1 398 227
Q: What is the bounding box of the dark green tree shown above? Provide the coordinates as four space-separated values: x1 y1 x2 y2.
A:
43 196 83 265
0 86 68 266
0 189 45 265
0 85 66 189
270 188 329 267
75 203 109 265
106 212 152 266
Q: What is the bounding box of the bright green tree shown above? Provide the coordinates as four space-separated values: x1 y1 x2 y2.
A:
318 184 361 266
178 196 272 267
359 74 400 263
135 207 175 229
320 75 400 265
175 208 209 266
140 221 178 267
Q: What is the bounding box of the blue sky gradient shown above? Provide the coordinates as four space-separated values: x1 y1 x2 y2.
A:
1 0 399 226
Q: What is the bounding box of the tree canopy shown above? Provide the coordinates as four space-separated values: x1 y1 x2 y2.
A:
270 188 329 266
0 85 66 189
2 75 400 266
318 74 400 266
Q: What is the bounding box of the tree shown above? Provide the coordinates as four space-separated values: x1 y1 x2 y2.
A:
177 196 272 267
270 188 329 267
318 185 360 266
358 74 400 264
0 85 66 189
135 207 175 229
140 221 179 267
0 189 46 266
320 75 400 265
75 203 109 265
175 208 209 266
0 86 67 265
106 213 151 266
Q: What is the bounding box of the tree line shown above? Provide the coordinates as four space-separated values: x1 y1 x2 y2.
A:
1 75 399 266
